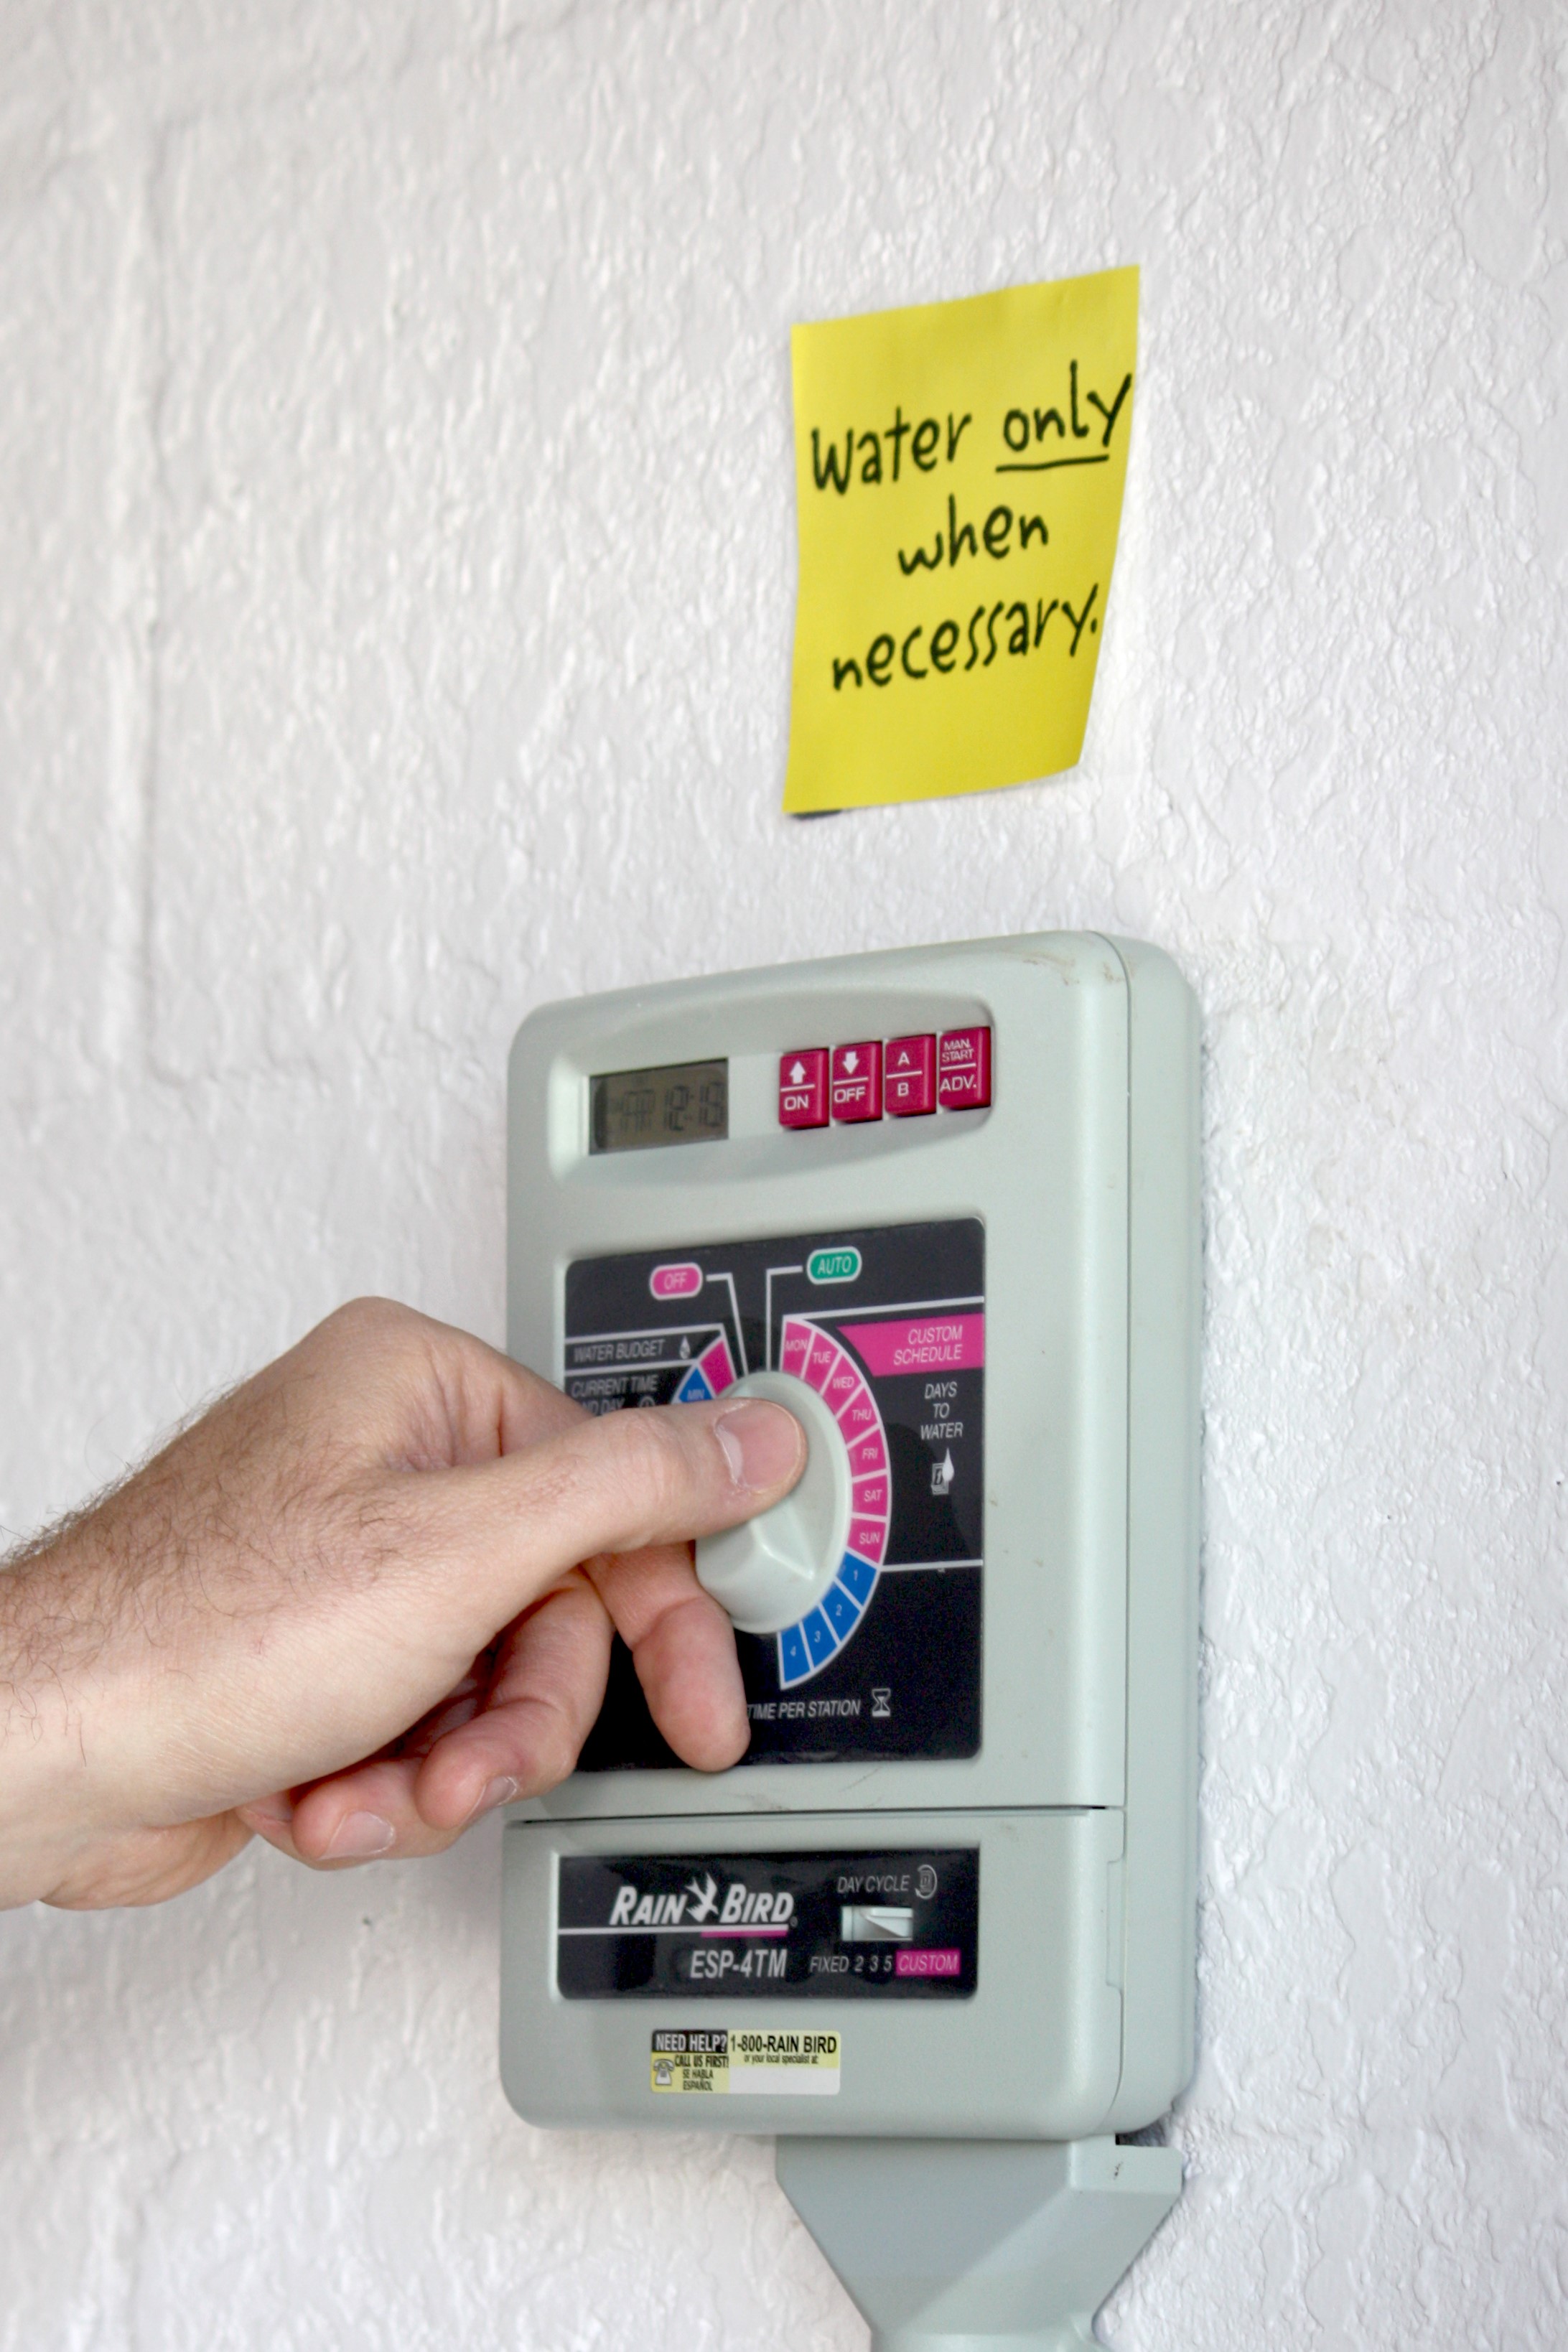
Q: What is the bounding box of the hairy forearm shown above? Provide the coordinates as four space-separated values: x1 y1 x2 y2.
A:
0 1511 262 1910
0 1529 111 1906
0 1452 205 1905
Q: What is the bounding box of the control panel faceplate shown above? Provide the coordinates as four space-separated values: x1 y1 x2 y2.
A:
565 1218 985 1764
506 935 1137 1822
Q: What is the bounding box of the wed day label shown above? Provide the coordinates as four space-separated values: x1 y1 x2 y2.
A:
650 2028 841 2096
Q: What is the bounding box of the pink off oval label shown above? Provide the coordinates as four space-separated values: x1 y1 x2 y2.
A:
650 1262 703 1300
840 1315 985 1376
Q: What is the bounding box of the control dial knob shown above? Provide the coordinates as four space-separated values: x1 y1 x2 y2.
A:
696 1370 851 1635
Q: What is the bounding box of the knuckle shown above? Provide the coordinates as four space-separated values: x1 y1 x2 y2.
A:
322 1296 405 1344
499 1360 586 1443
319 1298 439 1386
605 1408 695 1526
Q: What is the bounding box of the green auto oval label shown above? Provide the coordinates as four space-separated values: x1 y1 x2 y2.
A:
807 1246 862 1285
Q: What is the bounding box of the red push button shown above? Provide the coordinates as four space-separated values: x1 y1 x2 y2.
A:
938 1026 992 1110
779 1047 829 1129
831 1040 882 1122
885 1032 935 1116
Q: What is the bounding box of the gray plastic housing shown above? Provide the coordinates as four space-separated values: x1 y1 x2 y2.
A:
775 2135 1184 2352
500 932 1199 2140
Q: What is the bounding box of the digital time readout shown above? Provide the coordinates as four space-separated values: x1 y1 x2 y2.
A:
589 1059 728 1154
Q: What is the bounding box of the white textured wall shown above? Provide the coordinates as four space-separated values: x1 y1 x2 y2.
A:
2 1 1564 2344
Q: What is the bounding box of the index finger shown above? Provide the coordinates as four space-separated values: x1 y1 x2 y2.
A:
402 1394 806 1662
584 1542 749 1770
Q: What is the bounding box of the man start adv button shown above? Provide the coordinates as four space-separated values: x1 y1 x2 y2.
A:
938 1027 992 1110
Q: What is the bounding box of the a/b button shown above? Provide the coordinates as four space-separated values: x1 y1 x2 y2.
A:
885 1033 935 1116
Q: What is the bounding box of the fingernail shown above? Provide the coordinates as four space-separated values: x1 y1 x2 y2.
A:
713 1400 804 1492
470 1775 519 1823
325 1811 396 1859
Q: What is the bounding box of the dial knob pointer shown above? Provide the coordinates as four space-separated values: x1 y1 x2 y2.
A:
695 1370 852 1635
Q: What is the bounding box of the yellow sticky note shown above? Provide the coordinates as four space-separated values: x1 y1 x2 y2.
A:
783 267 1137 813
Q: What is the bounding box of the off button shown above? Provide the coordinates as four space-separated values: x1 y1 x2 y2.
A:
831 1040 882 1122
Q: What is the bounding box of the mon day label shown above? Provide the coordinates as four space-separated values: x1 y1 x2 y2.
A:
650 2027 841 2096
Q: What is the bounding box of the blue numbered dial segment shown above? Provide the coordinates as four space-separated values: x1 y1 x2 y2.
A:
562 1219 985 1767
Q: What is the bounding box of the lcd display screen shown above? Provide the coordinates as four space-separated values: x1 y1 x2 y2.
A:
589 1059 729 1153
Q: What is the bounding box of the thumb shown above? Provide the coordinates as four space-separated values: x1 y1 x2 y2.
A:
405 1394 805 1638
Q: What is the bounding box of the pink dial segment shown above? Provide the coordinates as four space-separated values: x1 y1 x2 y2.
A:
848 1514 889 1565
803 1327 839 1393
836 1384 878 1439
694 1333 737 1394
846 1427 887 1479
780 1317 813 1381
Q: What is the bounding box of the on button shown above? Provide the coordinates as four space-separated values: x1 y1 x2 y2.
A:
779 1047 829 1129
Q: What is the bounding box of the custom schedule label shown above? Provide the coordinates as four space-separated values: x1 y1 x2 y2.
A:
564 1219 985 1768
558 1849 979 2001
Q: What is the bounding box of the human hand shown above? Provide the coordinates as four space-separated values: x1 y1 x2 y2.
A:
0 1300 803 1910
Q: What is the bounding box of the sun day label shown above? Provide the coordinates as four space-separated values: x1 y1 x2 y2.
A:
650 2029 841 2095
783 267 1137 813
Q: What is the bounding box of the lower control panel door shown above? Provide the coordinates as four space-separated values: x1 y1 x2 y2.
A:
500 1809 1124 2140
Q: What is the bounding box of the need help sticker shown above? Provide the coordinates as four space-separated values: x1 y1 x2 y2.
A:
650 2028 841 2095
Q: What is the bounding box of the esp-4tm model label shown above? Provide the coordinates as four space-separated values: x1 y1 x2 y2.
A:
650 2028 841 2096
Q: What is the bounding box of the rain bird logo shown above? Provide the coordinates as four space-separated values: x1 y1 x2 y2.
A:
683 1872 720 1923
605 1871 797 1930
607 1871 719 1928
